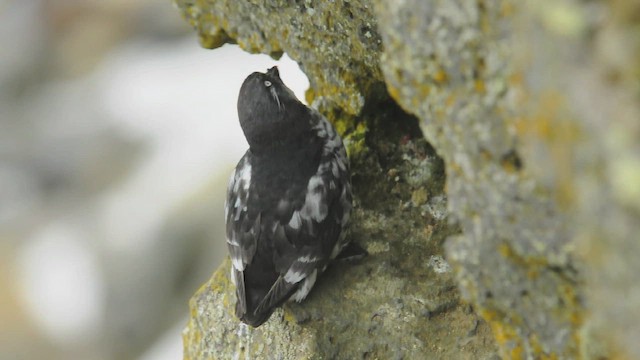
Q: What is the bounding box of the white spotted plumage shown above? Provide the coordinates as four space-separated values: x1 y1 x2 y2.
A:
225 67 358 327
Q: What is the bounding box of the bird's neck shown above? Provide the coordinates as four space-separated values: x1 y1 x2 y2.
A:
247 105 317 154
250 130 320 159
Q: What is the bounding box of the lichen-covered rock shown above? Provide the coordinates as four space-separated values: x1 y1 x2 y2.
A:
513 2 640 358
174 0 384 115
375 0 640 358
175 0 640 358
374 1 581 358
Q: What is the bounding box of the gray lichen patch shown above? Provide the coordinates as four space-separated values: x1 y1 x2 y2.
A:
375 0 585 358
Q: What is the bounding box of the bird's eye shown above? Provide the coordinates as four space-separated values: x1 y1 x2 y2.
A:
264 80 272 87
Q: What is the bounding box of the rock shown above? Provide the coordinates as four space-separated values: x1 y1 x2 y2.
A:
376 1 639 358
174 0 640 358
375 1 581 358
173 0 383 115
514 2 640 358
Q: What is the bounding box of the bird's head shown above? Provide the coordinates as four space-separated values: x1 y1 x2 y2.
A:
237 66 309 152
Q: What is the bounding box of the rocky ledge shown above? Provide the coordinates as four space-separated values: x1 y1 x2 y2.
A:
175 1 640 359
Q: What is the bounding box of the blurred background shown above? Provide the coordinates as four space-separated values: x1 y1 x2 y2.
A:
0 1 308 359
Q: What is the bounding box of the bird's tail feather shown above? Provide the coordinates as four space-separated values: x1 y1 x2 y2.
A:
253 275 298 317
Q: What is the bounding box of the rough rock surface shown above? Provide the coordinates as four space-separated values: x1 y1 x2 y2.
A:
175 0 640 359
175 0 383 115
513 2 640 358
375 1 581 358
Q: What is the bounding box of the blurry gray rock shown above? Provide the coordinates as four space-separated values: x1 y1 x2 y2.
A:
376 1 639 358
376 1 580 358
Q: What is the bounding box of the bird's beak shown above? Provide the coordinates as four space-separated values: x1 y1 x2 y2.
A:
266 66 280 79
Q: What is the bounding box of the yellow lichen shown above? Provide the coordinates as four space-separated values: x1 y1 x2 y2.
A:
411 188 429 206
283 309 297 324
498 242 561 271
529 333 560 360
386 83 402 104
433 69 448 84
344 121 368 159
481 308 525 359
198 32 227 49
512 90 585 210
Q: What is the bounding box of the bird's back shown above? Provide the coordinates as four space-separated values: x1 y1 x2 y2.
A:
225 111 352 327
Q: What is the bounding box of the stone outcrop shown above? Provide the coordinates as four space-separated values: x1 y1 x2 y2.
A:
175 0 640 358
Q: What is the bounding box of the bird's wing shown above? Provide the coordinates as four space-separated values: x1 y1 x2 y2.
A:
280 110 351 248
259 111 353 310
225 153 259 316
228 112 353 324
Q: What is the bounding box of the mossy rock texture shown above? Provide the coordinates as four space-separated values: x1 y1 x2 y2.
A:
175 0 640 359
175 0 383 115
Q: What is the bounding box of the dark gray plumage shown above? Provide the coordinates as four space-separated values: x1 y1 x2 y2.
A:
224 67 359 327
